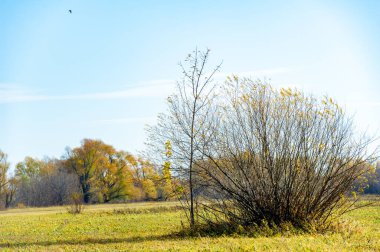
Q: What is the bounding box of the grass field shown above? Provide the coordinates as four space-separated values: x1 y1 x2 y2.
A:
0 199 379 251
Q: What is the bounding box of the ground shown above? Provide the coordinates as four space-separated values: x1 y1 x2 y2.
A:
0 199 379 251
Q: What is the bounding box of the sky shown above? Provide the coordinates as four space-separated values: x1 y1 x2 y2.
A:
0 0 379 170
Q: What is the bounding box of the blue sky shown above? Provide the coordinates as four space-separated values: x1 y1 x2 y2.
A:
1 0 379 169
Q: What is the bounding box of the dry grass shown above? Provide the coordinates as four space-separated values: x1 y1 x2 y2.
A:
0 197 379 251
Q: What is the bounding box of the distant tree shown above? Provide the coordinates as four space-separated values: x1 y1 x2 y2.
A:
351 162 377 193
14 156 46 206
95 151 130 203
14 157 80 207
367 162 380 194
15 156 44 181
0 151 9 189
147 49 221 227
4 177 17 208
0 150 10 208
64 139 129 203
125 154 161 201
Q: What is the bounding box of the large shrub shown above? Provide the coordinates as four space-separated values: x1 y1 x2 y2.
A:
193 77 376 230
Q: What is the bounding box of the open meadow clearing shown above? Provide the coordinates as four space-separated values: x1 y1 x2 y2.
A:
0 199 379 251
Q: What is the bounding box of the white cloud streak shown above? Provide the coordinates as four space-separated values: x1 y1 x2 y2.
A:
0 68 294 104
91 116 157 125
0 80 176 103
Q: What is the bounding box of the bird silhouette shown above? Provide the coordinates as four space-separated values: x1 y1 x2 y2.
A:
68 10 72 14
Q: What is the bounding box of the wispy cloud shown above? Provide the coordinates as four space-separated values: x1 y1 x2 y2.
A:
0 80 176 103
91 116 157 125
62 81 175 101
0 68 293 103
0 84 49 103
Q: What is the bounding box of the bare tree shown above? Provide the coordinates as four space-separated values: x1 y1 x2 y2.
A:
194 78 377 230
5 177 17 208
147 48 221 228
13 158 81 207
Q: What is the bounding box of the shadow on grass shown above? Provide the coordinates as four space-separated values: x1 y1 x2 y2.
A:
0 233 182 249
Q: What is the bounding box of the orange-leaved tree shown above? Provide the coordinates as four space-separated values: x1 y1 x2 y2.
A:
64 139 129 203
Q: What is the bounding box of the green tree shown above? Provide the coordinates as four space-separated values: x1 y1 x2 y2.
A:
0 150 10 207
15 156 44 181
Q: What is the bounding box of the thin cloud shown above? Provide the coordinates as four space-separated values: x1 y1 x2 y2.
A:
0 84 49 103
92 116 157 125
0 80 176 103
0 68 293 103
62 82 175 100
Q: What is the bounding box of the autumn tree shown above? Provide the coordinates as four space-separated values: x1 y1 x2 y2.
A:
354 161 380 194
147 49 221 227
64 139 129 203
366 162 380 194
96 151 130 203
125 154 161 201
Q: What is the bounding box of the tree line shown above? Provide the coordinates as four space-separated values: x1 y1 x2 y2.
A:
0 137 377 209
0 139 178 208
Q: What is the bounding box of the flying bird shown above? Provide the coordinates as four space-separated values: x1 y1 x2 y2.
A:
68 10 72 14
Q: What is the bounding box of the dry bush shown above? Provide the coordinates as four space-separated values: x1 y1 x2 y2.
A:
16 202 26 209
193 78 377 231
67 192 84 214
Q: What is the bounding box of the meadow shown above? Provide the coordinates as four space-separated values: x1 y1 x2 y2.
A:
0 199 379 251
